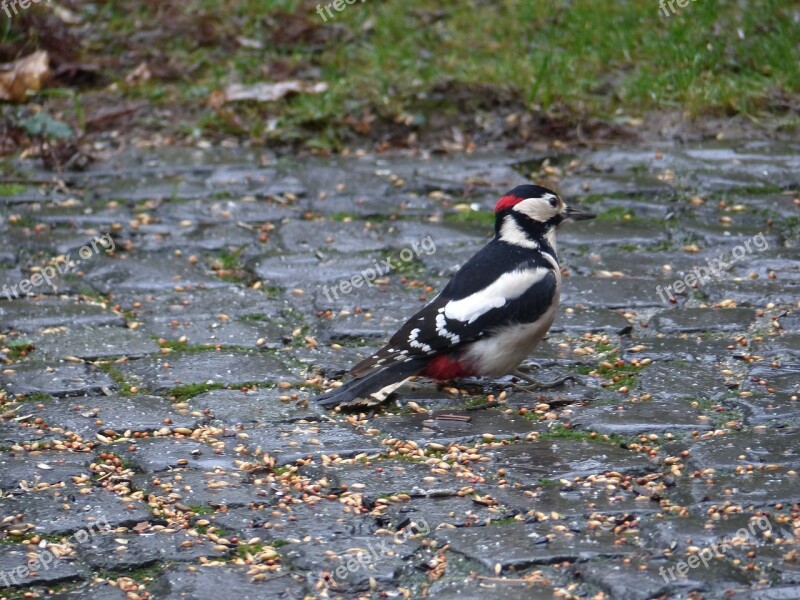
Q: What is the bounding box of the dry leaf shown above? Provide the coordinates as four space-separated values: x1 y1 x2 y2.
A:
52 5 83 24
0 51 51 102
125 62 152 86
217 80 327 104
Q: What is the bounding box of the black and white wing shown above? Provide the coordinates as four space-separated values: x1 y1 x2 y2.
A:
350 243 558 378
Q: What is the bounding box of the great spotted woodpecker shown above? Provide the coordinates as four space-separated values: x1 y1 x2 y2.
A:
313 184 595 407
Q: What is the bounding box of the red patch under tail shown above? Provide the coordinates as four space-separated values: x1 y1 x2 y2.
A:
421 354 474 380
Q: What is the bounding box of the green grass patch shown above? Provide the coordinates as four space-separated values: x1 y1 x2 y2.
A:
595 206 634 222
576 355 641 391
487 516 520 526
461 396 490 409
540 423 624 446
187 504 216 516
443 210 495 231
157 339 217 353
236 542 264 558
166 382 225 402
165 380 277 402
1 0 798 149
260 285 283 299
218 247 244 270
15 392 53 404
5 338 35 360
536 478 560 487
240 313 269 322
7 214 37 228
97 363 140 396
0 183 25 196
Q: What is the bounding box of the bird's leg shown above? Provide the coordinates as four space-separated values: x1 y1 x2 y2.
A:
510 370 575 391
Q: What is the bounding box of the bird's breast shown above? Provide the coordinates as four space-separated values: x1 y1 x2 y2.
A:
461 287 561 377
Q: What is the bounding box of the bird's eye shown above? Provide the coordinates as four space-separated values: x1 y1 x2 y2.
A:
548 196 558 208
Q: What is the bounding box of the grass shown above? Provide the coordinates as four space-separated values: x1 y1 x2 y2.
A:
5 338 35 360
157 339 217 353
166 382 226 402
443 210 496 231
165 379 278 402
211 248 250 283
576 355 642 391
97 363 140 396
239 313 269 322
234 541 271 560
540 423 624 446
595 206 634 222
487 516 521 526
461 396 490 409
17 392 52 403
775 216 800 242
6 214 37 228
0 183 25 196
1 0 796 150
187 504 216 516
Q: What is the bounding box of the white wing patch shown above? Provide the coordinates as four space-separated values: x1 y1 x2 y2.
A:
435 311 461 345
443 268 550 324
408 327 433 353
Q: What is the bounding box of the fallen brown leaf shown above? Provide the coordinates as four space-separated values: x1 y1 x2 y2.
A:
85 102 146 132
0 51 51 103
125 62 152 86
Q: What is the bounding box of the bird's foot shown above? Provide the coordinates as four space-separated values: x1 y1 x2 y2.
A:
510 370 575 391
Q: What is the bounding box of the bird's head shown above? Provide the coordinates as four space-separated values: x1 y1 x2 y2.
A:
493 184 595 251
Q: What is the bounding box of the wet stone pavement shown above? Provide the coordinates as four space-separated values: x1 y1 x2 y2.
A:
0 142 798 599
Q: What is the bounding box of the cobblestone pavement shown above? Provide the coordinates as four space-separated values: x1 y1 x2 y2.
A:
0 143 799 599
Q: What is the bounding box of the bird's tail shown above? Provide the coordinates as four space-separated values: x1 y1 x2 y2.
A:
312 358 428 407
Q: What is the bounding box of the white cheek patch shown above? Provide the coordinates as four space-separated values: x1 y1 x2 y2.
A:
443 268 549 324
512 196 559 222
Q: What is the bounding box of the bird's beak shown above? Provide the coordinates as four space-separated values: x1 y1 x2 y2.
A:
563 205 596 221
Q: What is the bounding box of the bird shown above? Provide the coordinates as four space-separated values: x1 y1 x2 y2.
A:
312 184 595 408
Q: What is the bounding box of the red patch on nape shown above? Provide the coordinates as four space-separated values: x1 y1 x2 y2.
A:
494 194 523 213
421 355 474 380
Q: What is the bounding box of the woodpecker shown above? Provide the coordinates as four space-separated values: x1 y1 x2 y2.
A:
313 184 595 408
